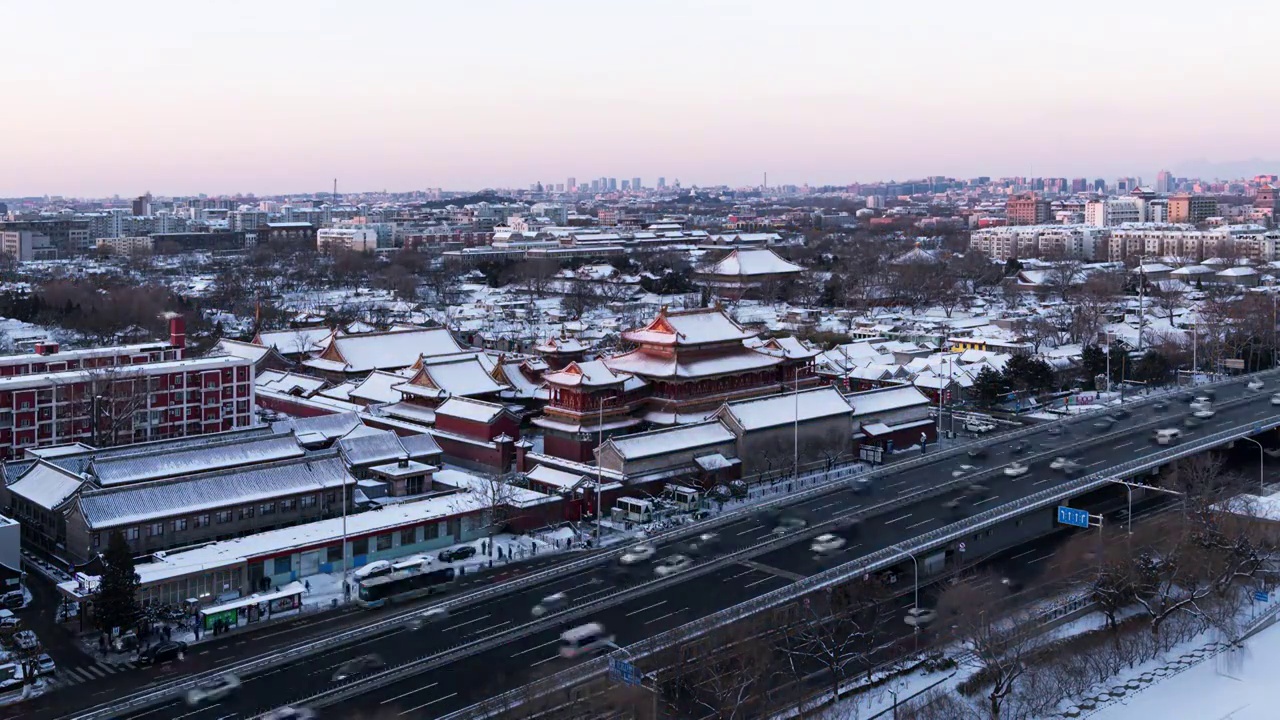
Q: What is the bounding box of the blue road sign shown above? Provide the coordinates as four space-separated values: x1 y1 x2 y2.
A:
1057 506 1090 529
1254 590 1270 603
609 658 641 686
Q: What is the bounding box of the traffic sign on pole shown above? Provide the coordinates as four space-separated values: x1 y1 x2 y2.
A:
609 658 641 686
1255 590 1270 603
958 542 967 553
1057 506 1090 529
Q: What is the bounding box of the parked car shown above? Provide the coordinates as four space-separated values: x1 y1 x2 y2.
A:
138 640 187 665
0 591 24 610
904 607 938 627
654 555 693 577
353 560 393 580
1004 462 1029 477
34 654 55 677
964 420 996 434
12 630 39 651
331 654 384 682
186 674 241 707
531 592 569 618
619 544 656 565
810 534 846 555
437 545 477 563
0 609 19 630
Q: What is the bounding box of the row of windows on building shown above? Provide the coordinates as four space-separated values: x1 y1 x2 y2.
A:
92 495 326 547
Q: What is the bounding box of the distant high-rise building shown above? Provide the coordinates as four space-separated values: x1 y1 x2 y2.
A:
621 180 630 191
1071 178 1088 193
567 177 576 191
657 177 666 189
608 178 617 192
590 179 600 192
132 192 153 216
1155 170 1174 194
555 183 565 193
1005 193 1051 225
1168 194 1218 224
632 177 641 191
1093 179 1106 192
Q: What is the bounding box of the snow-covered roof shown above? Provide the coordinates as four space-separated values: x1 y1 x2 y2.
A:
399 354 508 398
605 347 780 379
271 412 364 443
306 328 466 373
848 385 932 417
256 371 328 396
1170 265 1215 276
543 360 631 388
78 454 353 530
210 338 272 363
1217 266 1259 277
525 464 587 490
715 387 852 432
623 307 757 347
8 461 84 511
398 432 443 460
435 397 508 425
348 370 413 404
702 248 803 277
89 434 305 487
605 421 735 460
256 327 332 355
337 430 409 467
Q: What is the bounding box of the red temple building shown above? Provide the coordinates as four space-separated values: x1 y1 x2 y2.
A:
534 307 821 463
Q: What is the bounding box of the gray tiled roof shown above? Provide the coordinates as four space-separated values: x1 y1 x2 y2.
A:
79 453 352 529
90 435 305 487
337 430 406 467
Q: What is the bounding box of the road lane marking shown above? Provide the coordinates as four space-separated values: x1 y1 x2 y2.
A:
1032 477 1054 486
400 692 458 715
724 568 755 582
645 608 687 625
382 682 439 704
530 654 560 667
1029 554 1054 564
745 575 781 588
740 560 805 581
904 519 933 530
625 600 667 617
443 614 490 631
1113 441 1134 450
512 639 559 657
972 495 1000 507
884 514 913 525
470 620 510 635
1010 548 1036 560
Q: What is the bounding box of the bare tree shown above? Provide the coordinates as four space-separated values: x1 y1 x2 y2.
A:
937 576 1038 719
58 367 155 447
776 583 893 710
660 616 782 720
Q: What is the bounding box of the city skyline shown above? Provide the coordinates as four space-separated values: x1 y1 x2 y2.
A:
2 0 1277 197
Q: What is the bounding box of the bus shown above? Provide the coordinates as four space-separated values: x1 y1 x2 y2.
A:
356 567 456 609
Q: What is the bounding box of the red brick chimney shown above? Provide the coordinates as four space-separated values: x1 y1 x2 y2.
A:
167 314 186 353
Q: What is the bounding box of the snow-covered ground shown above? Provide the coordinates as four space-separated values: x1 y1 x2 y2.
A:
1088 622 1280 720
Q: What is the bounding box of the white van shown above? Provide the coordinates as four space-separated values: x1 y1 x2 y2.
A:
559 622 614 658
1154 428 1181 445
1189 397 1213 412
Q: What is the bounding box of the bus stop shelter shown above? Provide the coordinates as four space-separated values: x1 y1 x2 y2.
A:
198 581 304 631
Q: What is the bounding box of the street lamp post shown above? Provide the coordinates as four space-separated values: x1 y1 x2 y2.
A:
893 544 920 648
1243 436 1266 496
595 394 618 545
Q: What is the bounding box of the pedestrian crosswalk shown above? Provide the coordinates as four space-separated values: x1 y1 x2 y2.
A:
51 660 138 686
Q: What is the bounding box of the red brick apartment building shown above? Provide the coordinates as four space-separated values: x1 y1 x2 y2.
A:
0 317 255 459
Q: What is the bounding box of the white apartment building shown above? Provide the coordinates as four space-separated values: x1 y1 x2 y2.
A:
1107 224 1280 262
316 227 378 253
969 224 1108 261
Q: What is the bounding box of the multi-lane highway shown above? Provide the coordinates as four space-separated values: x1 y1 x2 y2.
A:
93 377 1280 719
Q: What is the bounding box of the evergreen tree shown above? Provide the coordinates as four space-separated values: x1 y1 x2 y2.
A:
95 530 140 635
1133 349 1173 385
973 366 1007 407
1003 354 1057 394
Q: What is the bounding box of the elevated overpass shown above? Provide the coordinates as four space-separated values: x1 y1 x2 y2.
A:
62 372 1280 720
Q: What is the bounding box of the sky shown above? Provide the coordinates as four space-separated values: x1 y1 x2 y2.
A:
2 0 1277 197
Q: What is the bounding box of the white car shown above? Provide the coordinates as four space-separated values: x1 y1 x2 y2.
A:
964 421 996 434
35 654 55 677
531 592 568 618
405 606 449 629
1193 408 1216 419
12 630 38 651
1271 393 1280 406
904 607 938 627
186 674 241 707
620 544 656 565
1249 378 1265 391
1004 462 1029 477
654 555 693 577
1190 398 1213 412
952 464 979 478
263 709 317 720
810 533 846 554
773 516 808 534
1049 457 1080 473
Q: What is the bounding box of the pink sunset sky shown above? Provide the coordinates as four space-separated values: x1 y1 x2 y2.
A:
1 0 1276 197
